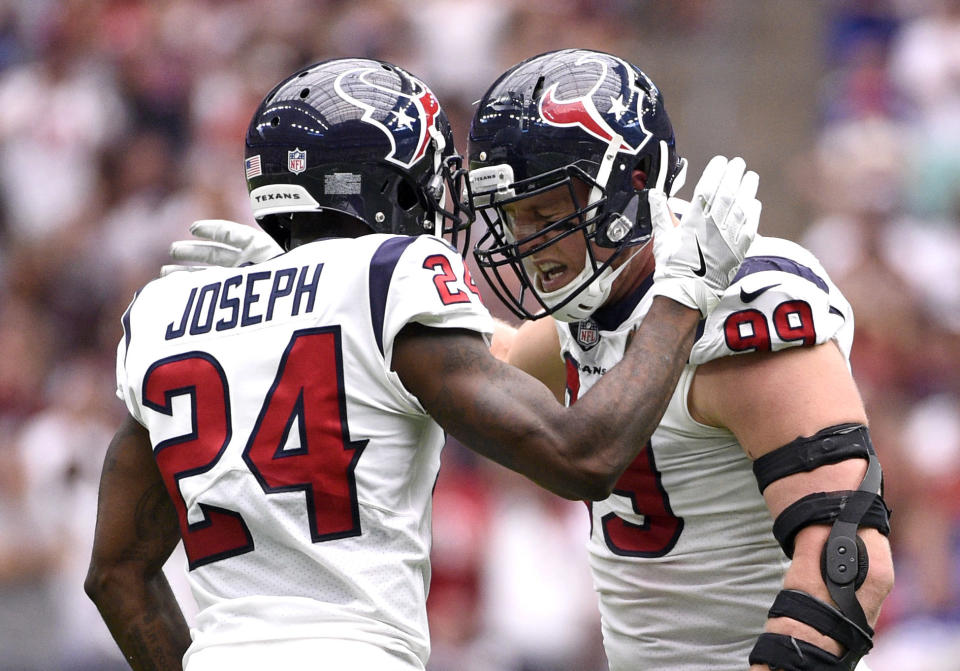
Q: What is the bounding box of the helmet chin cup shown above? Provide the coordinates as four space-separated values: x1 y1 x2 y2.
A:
538 251 631 322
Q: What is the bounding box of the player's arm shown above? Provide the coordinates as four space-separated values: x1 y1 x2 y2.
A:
398 156 759 500
477 315 566 402
393 295 698 501
488 317 517 362
690 343 893 671
85 414 191 671
500 316 565 402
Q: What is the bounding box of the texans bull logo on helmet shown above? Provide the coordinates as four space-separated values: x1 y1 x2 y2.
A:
334 67 440 169
538 54 655 155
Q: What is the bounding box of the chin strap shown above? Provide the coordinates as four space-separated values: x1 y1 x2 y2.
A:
656 140 687 196
425 124 447 236
539 243 647 322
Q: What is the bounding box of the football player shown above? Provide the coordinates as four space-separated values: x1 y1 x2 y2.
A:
85 57 759 670
467 49 893 671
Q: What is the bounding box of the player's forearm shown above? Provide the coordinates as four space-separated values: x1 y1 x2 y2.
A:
749 527 894 670
87 569 191 671
489 297 698 499
560 297 699 483
395 302 697 500
602 296 699 432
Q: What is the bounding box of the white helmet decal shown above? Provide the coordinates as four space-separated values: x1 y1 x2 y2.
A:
537 54 654 156
333 67 440 168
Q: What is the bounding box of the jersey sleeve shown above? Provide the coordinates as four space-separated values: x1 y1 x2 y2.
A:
115 290 146 424
378 236 495 366
690 236 854 365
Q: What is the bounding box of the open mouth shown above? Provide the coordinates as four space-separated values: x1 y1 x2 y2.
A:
535 261 569 292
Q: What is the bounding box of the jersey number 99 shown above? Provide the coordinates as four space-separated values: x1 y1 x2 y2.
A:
723 300 816 353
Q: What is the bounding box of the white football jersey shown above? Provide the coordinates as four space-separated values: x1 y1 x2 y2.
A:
116 234 494 668
557 237 857 670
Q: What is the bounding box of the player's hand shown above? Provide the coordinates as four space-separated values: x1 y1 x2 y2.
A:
648 155 760 316
161 219 283 276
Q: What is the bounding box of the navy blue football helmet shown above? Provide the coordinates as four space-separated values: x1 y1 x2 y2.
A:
245 57 471 251
469 49 687 321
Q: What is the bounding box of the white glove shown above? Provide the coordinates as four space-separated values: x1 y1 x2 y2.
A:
161 219 284 276
648 155 760 316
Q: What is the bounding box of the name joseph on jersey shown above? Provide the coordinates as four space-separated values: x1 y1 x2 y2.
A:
165 263 323 340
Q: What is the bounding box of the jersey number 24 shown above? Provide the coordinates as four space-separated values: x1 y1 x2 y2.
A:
142 327 366 569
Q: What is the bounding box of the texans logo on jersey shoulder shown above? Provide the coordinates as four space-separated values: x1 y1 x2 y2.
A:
537 53 654 155
334 67 439 169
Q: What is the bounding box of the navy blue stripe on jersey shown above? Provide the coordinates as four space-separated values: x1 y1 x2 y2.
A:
369 236 419 356
590 269 655 332
733 255 829 294
121 289 142 366
693 316 707 344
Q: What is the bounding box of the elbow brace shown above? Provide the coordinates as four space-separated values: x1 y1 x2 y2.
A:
748 423 891 671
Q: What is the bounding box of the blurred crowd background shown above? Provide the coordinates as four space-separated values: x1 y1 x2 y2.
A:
0 0 958 669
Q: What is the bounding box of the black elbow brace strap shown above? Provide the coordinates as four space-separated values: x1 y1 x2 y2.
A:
773 492 890 561
749 590 875 671
749 635 852 671
750 423 891 669
753 424 875 494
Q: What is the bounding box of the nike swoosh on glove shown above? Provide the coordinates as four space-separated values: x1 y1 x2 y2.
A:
161 219 284 276
647 155 761 316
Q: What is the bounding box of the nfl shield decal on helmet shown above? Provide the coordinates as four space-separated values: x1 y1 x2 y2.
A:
575 319 600 351
288 148 307 174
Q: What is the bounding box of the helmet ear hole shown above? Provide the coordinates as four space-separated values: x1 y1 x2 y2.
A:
634 156 653 185
396 179 420 211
